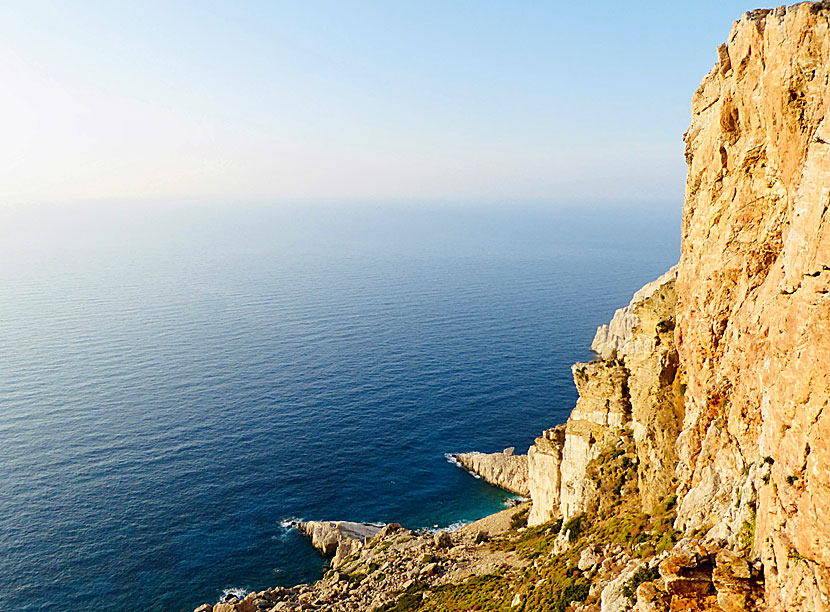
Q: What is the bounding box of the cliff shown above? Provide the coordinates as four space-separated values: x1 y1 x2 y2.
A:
525 266 682 526
675 4 830 610
194 5 830 612
454 4 830 609
520 5 830 609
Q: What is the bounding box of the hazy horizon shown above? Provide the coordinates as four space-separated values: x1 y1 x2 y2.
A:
2 1 757 208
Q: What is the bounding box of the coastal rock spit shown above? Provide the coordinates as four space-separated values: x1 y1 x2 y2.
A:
194 5 830 611
450 447 530 497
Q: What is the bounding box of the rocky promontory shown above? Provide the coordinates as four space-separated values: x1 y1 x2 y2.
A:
450 448 530 496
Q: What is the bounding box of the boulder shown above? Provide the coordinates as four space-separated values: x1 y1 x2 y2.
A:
712 549 765 612
578 544 603 571
433 531 452 549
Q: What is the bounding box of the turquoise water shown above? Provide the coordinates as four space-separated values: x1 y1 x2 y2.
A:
0 204 679 611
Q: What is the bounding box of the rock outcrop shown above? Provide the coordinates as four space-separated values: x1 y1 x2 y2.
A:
527 426 565 525
296 521 384 557
451 448 530 496
526 265 682 525
673 4 830 610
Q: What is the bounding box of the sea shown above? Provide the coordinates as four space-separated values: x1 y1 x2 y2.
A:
0 203 680 612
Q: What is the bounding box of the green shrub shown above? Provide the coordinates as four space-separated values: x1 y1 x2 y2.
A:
510 508 529 529
563 515 586 543
622 565 660 605
552 580 591 612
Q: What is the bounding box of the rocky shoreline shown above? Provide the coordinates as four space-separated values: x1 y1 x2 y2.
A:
193 5 830 611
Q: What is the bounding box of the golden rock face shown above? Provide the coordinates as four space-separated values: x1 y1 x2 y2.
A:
675 4 830 610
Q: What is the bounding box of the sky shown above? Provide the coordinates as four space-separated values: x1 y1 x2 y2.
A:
0 1 760 209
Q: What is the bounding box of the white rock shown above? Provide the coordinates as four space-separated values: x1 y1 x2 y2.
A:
297 521 383 556
578 544 602 571
591 266 678 360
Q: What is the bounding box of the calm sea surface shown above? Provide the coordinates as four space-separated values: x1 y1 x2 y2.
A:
0 204 679 611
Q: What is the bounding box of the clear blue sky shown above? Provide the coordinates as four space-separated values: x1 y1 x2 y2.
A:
0 1 759 208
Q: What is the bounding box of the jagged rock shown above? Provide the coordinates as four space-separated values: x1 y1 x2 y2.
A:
193 605 213 612
377 523 402 538
235 594 258 612
526 265 682 524
600 560 644 612
420 562 439 577
212 604 236 612
659 542 713 598
634 580 670 612
331 536 363 569
452 449 530 496
591 266 678 361
712 549 765 612
527 426 565 525
297 521 383 556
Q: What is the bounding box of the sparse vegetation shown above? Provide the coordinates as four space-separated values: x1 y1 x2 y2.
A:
510 507 529 530
622 565 660 605
740 519 756 551
370 435 684 612
789 550 806 564
563 515 587 543
341 570 368 586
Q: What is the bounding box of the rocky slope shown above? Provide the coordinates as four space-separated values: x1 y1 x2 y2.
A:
193 5 830 612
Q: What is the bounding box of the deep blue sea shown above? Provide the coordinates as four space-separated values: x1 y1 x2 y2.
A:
0 204 679 612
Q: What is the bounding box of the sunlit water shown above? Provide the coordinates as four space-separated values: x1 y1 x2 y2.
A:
0 204 679 611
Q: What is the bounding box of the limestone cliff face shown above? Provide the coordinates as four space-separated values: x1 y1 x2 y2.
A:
526 267 682 526
674 5 830 610
592 266 684 513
